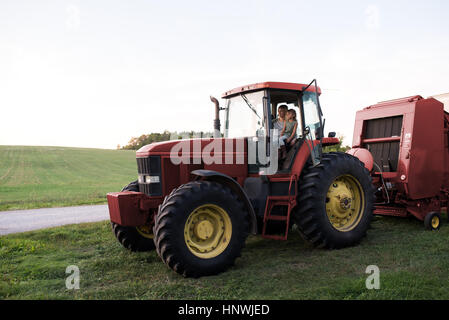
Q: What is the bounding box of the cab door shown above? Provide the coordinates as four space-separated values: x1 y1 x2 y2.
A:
301 80 324 166
249 90 274 174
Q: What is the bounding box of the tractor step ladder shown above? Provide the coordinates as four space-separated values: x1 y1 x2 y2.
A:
262 175 298 241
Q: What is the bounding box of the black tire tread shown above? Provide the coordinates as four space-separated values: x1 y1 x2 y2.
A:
293 152 375 249
424 212 441 231
154 180 249 278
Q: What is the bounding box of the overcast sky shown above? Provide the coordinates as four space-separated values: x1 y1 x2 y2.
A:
1 0 449 149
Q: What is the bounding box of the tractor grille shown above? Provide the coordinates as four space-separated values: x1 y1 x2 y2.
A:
364 116 403 172
136 156 162 196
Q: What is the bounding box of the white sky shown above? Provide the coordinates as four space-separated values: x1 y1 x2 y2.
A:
1 0 449 149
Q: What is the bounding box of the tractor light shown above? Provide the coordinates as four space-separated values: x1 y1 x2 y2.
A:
145 175 160 184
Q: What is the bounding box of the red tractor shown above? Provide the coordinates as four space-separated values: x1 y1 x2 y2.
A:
348 94 449 230
107 80 375 277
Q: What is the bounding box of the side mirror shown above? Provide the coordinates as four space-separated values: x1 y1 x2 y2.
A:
328 132 337 138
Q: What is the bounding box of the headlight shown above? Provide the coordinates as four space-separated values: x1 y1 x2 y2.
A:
145 175 160 184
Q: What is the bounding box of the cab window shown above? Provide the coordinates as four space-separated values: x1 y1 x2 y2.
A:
269 90 303 138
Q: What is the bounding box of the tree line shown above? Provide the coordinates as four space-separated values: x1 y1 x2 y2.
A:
323 135 351 153
118 131 214 150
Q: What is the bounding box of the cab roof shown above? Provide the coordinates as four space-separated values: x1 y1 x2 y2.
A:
221 81 321 98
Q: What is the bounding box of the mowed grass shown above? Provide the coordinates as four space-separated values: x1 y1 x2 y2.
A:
2 214 449 300
0 146 137 211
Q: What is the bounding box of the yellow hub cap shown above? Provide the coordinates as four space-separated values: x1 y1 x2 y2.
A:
136 225 154 239
184 204 232 259
432 216 440 229
326 175 365 232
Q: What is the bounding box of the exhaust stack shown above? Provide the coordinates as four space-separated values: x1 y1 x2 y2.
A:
210 96 221 138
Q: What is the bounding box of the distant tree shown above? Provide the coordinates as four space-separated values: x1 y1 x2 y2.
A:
120 131 172 150
323 135 351 153
177 131 214 139
120 130 214 150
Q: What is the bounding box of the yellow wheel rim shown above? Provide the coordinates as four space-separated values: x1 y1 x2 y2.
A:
326 175 365 232
184 204 232 259
431 216 440 229
136 225 154 239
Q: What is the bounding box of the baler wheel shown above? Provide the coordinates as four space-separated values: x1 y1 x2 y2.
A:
110 180 156 252
424 212 441 231
293 152 375 249
153 181 249 278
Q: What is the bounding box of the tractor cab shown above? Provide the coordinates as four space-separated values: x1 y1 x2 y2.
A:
221 81 324 173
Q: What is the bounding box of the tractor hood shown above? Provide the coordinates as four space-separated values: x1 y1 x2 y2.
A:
136 140 182 157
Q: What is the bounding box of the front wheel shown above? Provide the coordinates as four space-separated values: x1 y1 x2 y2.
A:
111 222 155 252
293 152 375 249
153 181 249 278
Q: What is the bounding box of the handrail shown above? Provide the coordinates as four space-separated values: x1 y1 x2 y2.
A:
362 137 401 144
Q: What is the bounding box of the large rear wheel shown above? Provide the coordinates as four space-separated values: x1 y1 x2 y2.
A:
294 152 374 249
154 181 249 277
111 180 155 252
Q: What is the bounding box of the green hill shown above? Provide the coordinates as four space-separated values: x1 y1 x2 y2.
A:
0 146 137 211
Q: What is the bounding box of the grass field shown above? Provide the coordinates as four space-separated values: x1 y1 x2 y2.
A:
0 146 137 211
1 145 449 300
1 214 449 300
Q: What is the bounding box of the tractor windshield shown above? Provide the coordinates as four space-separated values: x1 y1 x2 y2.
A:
224 91 265 138
302 91 322 140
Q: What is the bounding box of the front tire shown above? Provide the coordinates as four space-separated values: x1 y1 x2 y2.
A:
111 222 155 252
293 152 375 249
154 181 249 278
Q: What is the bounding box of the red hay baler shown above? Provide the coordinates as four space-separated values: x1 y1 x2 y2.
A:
348 94 449 230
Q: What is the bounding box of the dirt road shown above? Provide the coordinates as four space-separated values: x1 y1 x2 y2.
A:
0 205 109 236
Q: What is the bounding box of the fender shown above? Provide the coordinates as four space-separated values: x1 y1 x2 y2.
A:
191 169 258 235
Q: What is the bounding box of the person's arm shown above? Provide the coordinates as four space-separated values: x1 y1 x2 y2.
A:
286 122 298 143
280 121 286 136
